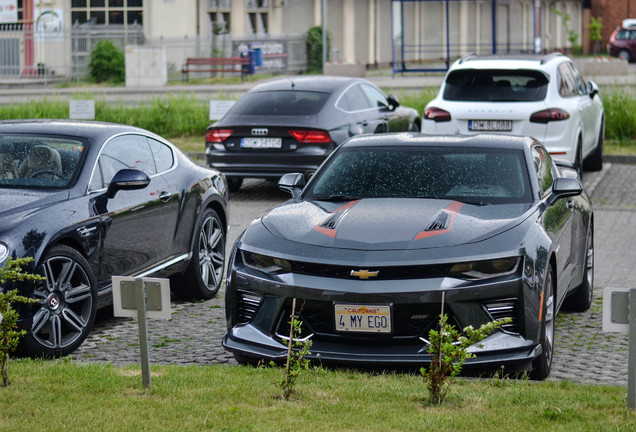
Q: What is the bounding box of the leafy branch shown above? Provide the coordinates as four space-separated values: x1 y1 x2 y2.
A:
0 257 42 387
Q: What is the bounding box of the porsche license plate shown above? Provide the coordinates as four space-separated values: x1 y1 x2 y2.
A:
468 120 512 131
241 137 282 149
335 304 391 333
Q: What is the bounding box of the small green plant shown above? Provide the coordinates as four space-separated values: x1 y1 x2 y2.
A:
588 16 603 55
0 257 41 387
420 313 510 404
88 39 125 84
552 8 580 54
279 298 313 400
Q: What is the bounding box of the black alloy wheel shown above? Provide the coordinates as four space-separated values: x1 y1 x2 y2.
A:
177 208 226 300
24 245 97 357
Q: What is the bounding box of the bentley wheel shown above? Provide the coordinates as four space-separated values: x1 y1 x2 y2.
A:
24 245 97 357
178 208 226 300
531 264 555 380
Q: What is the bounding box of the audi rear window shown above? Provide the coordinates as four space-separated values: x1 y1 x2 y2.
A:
443 69 549 102
229 90 330 116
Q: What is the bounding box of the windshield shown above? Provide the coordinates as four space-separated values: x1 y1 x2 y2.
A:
443 69 549 102
0 135 87 189
229 90 330 116
304 146 532 205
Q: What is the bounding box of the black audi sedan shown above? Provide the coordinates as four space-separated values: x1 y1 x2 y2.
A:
0 120 229 357
205 75 420 191
223 132 594 380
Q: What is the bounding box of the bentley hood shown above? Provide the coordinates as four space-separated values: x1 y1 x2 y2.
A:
0 189 71 232
260 198 535 251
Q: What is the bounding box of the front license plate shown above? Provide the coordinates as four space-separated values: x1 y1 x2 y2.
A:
468 120 512 131
335 304 392 333
241 137 282 149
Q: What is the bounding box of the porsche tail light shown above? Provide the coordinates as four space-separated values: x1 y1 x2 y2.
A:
529 108 570 123
424 107 452 122
288 129 331 143
206 128 233 143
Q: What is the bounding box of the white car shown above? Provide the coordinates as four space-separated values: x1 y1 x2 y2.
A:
421 53 604 175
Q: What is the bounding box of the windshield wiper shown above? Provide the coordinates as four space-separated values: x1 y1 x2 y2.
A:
310 194 363 201
455 198 488 206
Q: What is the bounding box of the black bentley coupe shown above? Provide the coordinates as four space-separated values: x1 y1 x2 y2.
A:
0 120 229 357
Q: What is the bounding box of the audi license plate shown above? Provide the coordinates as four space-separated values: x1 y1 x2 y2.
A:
335 304 392 333
468 120 512 131
241 137 282 149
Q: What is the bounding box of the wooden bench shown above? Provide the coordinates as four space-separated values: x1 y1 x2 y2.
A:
181 57 250 82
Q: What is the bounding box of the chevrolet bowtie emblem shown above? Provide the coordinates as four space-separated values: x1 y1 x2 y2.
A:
350 269 379 279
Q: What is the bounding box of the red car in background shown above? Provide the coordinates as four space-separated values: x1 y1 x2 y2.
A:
608 19 636 62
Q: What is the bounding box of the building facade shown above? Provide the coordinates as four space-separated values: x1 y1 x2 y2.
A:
0 0 615 80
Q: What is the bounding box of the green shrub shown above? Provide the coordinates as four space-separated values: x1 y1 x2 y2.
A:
306 26 330 74
89 39 125 84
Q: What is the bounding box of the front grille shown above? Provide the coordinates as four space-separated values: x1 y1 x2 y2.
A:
237 290 264 324
483 298 519 334
274 299 460 343
288 260 453 280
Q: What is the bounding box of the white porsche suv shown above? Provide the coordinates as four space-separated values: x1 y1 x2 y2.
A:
421 53 604 176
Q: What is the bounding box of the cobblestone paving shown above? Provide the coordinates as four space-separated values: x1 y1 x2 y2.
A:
71 163 636 386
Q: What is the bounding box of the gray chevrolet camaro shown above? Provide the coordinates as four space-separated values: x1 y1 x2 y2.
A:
223 132 594 380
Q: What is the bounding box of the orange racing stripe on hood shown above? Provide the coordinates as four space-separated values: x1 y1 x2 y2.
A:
414 201 463 240
314 200 360 238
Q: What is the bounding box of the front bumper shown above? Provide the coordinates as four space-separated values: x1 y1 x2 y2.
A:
223 262 543 372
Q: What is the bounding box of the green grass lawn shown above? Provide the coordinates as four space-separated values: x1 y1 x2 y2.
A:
1 359 635 432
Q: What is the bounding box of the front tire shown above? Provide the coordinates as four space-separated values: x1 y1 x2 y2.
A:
23 245 97 357
563 225 594 312
177 208 226 300
531 264 555 380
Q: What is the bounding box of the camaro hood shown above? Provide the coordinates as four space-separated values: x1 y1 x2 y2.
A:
261 198 535 250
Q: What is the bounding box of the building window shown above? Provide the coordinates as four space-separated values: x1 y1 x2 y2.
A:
71 0 143 27
246 0 267 34
208 0 231 34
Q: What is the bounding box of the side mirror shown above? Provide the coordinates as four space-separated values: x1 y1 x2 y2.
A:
278 173 305 199
587 81 599 98
106 168 150 199
547 177 583 205
387 94 400 111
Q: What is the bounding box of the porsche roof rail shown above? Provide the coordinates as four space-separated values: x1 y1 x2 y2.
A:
540 52 563 64
458 53 477 64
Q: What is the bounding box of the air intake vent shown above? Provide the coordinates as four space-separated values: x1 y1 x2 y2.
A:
237 290 264 324
320 209 349 229
484 299 519 334
427 212 449 231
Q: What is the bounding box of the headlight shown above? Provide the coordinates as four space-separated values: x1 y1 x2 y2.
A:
241 250 291 274
449 257 521 280
0 242 8 264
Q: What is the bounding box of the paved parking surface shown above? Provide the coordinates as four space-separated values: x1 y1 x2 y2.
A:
71 162 636 386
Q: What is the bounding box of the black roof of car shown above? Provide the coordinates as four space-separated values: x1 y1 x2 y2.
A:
341 132 538 151
0 119 159 142
248 75 367 94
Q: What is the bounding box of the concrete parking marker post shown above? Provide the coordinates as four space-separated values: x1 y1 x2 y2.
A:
112 276 171 390
602 287 636 409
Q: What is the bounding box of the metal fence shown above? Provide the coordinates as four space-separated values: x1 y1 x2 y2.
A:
0 22 306 82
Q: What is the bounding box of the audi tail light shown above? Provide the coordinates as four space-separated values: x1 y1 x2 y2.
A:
424 107 452 122
288 129 331 143
206 128 233 143
529 108 570 124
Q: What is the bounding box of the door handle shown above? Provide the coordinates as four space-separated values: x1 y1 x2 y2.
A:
159 191 171 202
357 120 368 126
566 199 574 209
